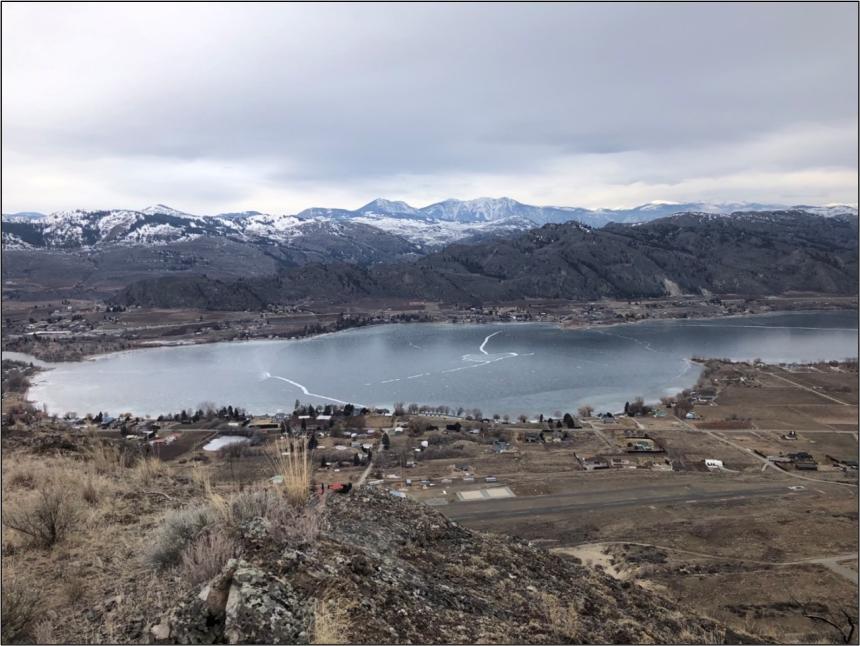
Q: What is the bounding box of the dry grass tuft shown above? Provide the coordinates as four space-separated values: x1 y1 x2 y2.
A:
79 473 100 505
87 441 134 474
221 486 323 545
269 438 311 508
539 592 579 639
180 528 238 585
7 470 35 489
132 456 166 486
312 596 354 644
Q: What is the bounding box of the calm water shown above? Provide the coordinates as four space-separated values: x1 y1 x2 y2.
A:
19 310 858 418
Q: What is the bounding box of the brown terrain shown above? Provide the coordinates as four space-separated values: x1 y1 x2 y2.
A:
1 347 857 643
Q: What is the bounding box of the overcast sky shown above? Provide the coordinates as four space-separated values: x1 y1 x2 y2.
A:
2 3 857 214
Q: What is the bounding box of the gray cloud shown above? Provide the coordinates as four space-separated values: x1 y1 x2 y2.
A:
2 3 857 213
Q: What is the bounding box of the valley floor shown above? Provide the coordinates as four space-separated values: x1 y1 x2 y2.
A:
1 358 857 643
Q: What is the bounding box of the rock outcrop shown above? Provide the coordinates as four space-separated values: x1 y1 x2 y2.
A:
157 489 734 644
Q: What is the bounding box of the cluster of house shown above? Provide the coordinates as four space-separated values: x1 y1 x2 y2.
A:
523 429 571 443
765 451 818 471
827 455 859 471
763 448 858 472
622 431 665 453
576 454 646 471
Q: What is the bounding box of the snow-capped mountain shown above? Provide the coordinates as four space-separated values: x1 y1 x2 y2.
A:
140 204 197 218
3 199 855 254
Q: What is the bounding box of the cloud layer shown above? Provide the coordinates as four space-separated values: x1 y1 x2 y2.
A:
2 3 857 213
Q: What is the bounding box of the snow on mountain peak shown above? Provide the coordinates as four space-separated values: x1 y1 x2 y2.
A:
358 198 419 215
141 204 196 218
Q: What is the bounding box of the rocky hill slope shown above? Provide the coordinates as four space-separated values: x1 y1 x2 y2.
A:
0 422 741 645
158 488 729 644
116 210 859 309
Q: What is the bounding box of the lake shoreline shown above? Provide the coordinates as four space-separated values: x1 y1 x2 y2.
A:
18 310 858 419
7 300 857 366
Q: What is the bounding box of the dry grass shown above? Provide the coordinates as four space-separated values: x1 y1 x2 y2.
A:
269 438 312 507
539 591 579 639
132 456 166 486
268 498 322 546
79 473 100 505
312 596 353 644
7 470 35 489
87 441 134 474
1 480 82 548
180 528 238 585
221 486 323 545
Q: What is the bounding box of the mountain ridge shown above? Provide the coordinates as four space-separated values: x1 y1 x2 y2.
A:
4 199 856 253
114 209 859 309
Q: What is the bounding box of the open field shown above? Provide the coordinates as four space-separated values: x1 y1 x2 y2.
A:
366 359 859 643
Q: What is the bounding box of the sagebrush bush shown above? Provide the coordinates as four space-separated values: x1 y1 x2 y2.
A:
1 577 41 643
145 504 217 570
2 482 81 547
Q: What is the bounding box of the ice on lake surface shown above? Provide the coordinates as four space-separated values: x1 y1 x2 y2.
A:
25 310 858 418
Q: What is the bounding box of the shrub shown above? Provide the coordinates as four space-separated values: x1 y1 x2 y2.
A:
145 504 217 570
2 482 81 547
180 529 238 585
228 487 322 546
1 578 41 643
227 488 279 527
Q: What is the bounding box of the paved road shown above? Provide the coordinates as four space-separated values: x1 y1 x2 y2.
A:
442 482 809 523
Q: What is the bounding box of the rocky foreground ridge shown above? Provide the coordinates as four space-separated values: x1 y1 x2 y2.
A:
155 489 732 644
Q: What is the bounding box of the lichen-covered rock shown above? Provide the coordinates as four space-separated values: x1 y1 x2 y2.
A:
223 562 311 644
158 489 741 644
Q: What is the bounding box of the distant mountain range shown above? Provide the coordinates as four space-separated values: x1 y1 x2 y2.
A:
3 200 856 302
3 198 856 252
115 210 859 309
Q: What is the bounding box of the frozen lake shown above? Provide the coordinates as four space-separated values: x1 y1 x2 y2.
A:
21 310 858 418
